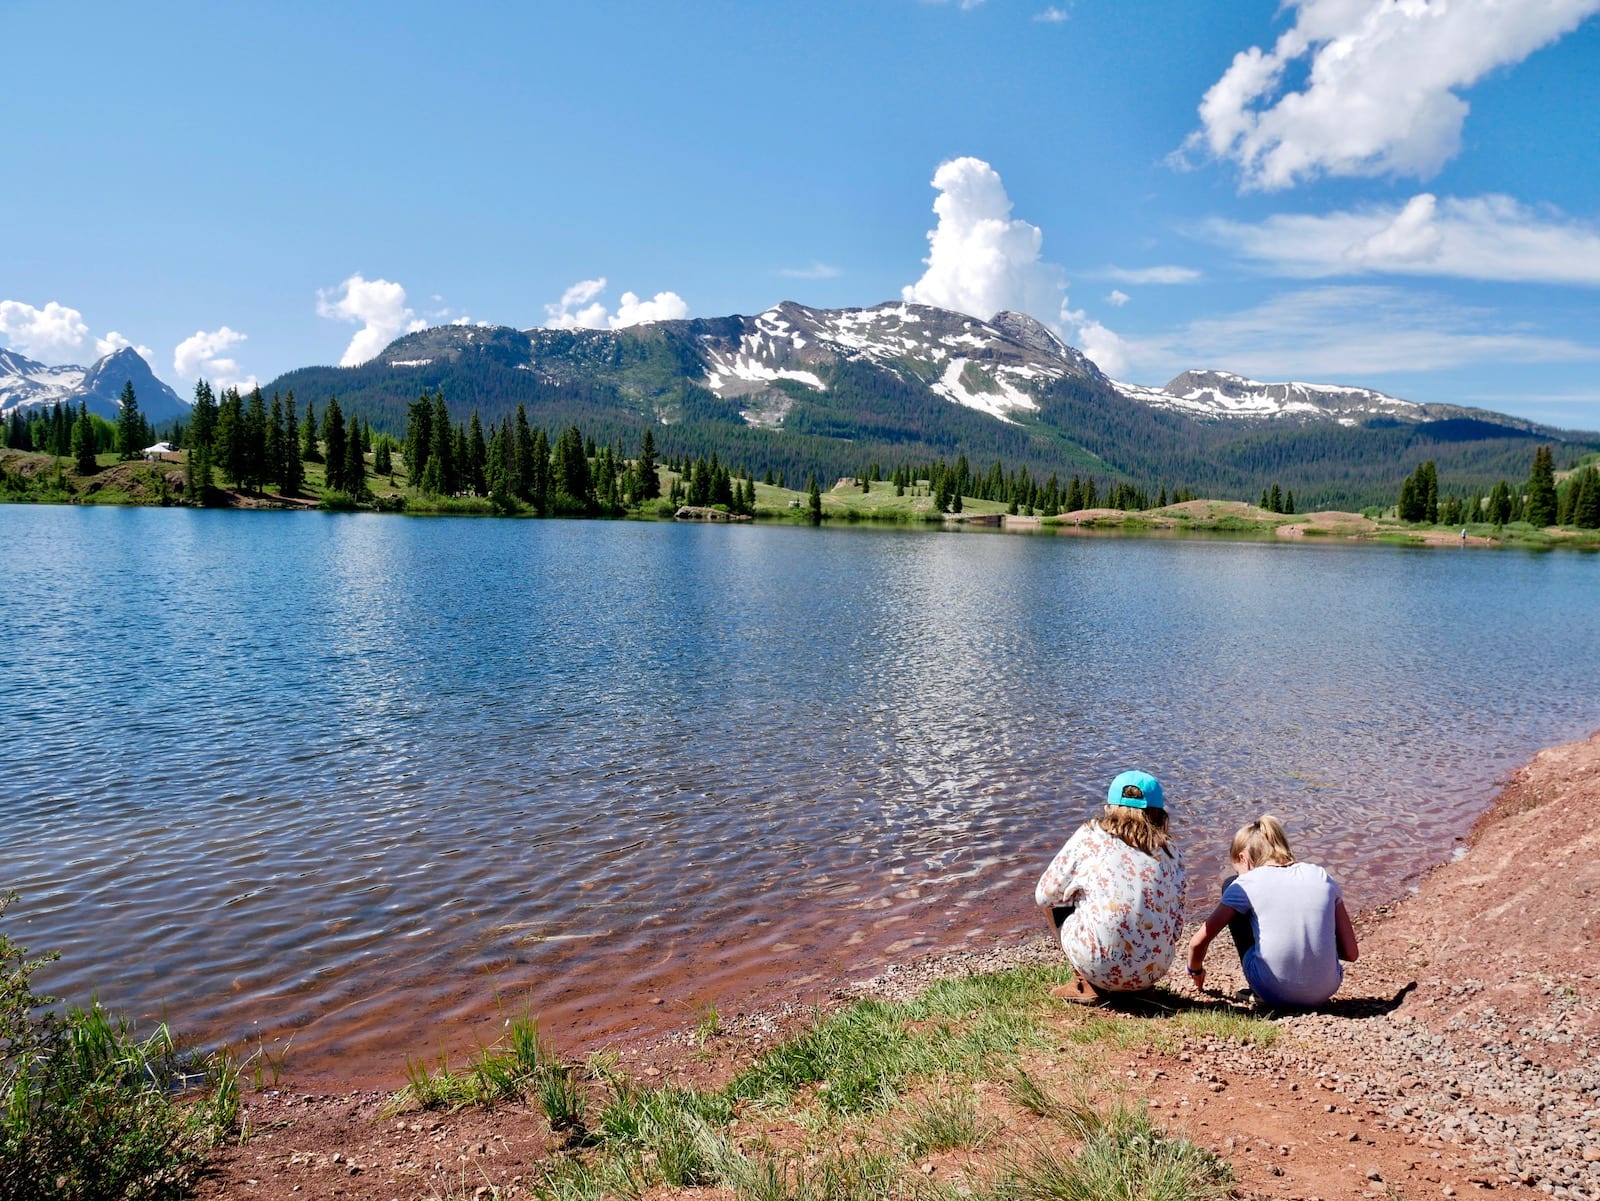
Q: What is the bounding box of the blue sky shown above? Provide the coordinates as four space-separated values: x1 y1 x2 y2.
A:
4 0 1599 429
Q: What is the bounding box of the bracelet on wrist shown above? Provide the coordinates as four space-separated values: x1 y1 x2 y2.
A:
1186 966 1203 975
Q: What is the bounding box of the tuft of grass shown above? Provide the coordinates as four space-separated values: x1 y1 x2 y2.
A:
537 1062 588 1136
1000 1104 1232 1201
899 1091 1000 1156
0 894 239 1200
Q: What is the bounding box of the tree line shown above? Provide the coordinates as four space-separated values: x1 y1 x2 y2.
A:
1397 445 1600 528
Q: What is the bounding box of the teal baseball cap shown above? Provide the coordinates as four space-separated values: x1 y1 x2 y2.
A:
1107 770 1164 810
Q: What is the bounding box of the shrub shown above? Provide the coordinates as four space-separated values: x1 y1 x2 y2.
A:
0 893 238 1200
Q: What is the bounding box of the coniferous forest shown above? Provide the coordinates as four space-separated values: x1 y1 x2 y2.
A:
4 372 1600 537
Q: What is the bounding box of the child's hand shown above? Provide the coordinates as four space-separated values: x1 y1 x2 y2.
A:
1186 966 1206 991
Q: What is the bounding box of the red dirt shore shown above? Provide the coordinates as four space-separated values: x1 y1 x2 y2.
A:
196 730 1600 1201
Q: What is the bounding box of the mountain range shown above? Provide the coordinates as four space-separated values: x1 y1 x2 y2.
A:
0 346 187 424
6 301 1595 508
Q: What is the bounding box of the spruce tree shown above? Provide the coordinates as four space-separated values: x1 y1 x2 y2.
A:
467 411 487 496
807 474 822 524
635 428 660 501
343 418 366 497
267 393 286 490
1575 467 1600 529
323 398 348 493
529 427 551 514
1525 445 1558 527
301 401 321 462
116 380 142 459
71 402 98 474
244 387 268 491
405 394 433 484
281 395 304 495
214 389 245 487
512 406 534 501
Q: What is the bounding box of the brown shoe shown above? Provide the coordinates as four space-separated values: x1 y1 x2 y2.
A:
1050 973 1100 1005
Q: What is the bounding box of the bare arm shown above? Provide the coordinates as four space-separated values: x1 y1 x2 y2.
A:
1185 902 1237 991
1334 899 1359 962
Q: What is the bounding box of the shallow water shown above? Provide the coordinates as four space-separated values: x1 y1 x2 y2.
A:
2 507 1596 1079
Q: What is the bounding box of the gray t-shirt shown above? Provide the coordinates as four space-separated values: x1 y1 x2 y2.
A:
1222 862 1343 1007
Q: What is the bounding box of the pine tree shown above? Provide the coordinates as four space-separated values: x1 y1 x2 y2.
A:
267 393 286 491
635 428 660 501
214 388 246 487
420 393 455 495
405 394 433 485
323 398 348 493
1066 476 1084 513
466 411 487 496
1575 466 1600 529
529 427 551 514
511 406 533 501
807 474 822 524
343 416 366 497
71 402 98 474
1525 445 1558 527
186 380 218 503
116 380 142 459
301 401 321 462
244 387 268 491
553 425 590 511
281 395 304 495
1488 480 1513 525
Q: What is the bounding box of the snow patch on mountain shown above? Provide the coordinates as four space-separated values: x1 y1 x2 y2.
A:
1114 369 1424 425
696 300 1096 424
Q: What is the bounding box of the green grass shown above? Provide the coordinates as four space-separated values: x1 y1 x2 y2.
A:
0 893 240 1200
999 1103 1233 1201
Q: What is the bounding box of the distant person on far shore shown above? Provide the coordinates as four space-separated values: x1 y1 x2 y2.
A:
1186 814 1358 1007
1034 770 1186 1003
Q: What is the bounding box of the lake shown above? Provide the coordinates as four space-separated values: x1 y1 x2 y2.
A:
2 506 1596 1082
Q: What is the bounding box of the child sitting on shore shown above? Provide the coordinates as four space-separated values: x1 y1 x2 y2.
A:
1186 814 1358 1007
1034 770 1186 1003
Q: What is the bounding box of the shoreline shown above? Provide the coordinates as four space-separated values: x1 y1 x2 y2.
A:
198 729 1600 1199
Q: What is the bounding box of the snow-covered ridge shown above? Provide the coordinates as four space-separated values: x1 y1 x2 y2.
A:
1113 369 1423 425
696 300 1101 426
0 346 186 422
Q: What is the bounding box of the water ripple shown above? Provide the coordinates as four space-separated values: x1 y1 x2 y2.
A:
2 509 1596 1072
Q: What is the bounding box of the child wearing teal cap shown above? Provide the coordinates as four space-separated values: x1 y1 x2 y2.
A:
1034 770 1186 1003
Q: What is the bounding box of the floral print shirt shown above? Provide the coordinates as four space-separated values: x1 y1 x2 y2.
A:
1034 823 1186 991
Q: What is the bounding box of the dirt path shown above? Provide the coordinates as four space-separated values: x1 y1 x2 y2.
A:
198 731 1600 1200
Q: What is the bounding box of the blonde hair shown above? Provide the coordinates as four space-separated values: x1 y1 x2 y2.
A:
1093 805 1175 859
1230 814 1296 869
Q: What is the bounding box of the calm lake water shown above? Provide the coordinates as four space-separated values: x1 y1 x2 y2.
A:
2 506 1596 1080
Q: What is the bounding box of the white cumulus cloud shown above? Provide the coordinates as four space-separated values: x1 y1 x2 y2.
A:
0 299 156 368
174 326 254 390
901 156 1066 324
1107 290 1131 307
1183 0 1600 191
1202 193 1600 284
317 274 428 367
0 300 92 361
901 156 1127 375
1034 6 1071 23
543 278 690 330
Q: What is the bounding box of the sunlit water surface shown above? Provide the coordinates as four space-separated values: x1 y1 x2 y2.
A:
2 507 1596 1078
